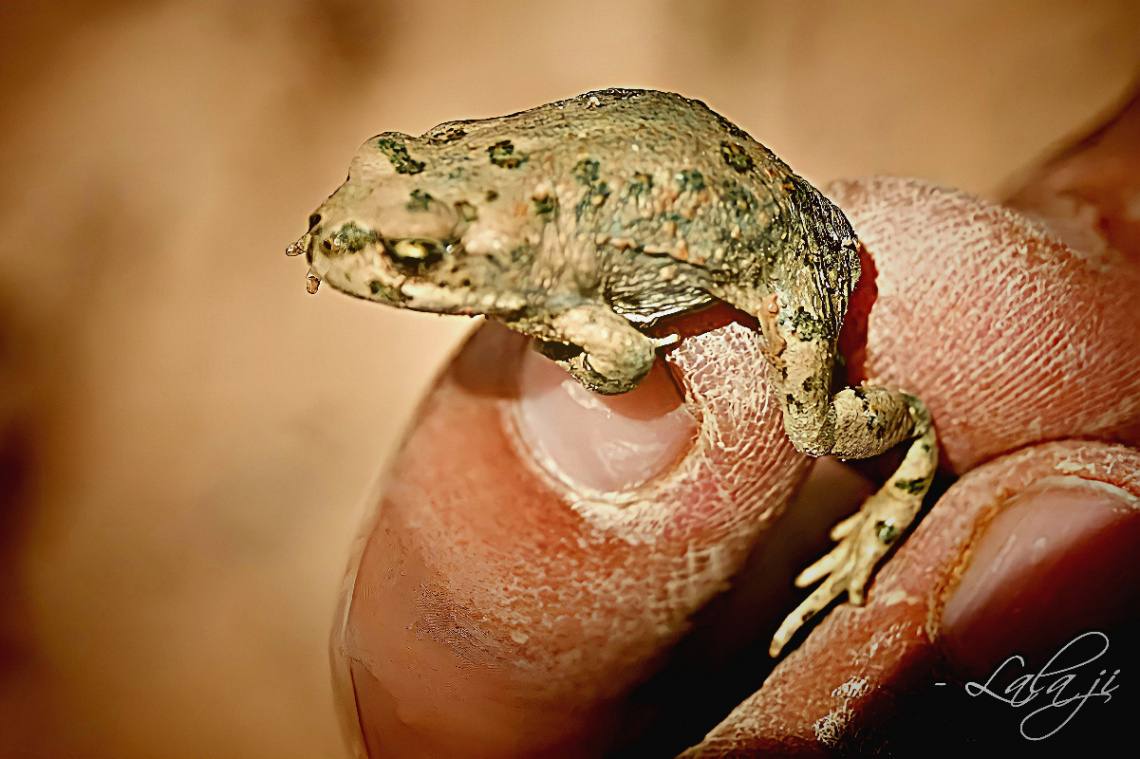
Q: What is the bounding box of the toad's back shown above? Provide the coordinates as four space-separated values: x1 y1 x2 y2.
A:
462 88 861 330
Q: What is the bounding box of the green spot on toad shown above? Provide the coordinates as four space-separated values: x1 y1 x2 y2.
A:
406 189 434 212
375 137 425 175
532 195 556 215
488 140 528 169
720 142 754 173
675 169 705 192
335 222 379 252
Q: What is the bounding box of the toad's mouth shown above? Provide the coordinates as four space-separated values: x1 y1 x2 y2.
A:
323 258 415 304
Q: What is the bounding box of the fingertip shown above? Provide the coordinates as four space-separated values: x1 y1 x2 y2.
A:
341 316 812 757
940 478 1140 676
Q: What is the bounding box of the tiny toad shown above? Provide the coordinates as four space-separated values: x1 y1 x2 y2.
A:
289 89 937 656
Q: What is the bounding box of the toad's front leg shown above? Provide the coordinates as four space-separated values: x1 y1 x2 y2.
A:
759 315 939 657
524 304 663 396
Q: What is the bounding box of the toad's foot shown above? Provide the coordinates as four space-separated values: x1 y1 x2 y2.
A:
769 420 938 657
561 333 676 394
530 305 659 395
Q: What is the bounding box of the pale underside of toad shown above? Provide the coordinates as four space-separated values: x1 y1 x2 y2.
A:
289 88 938 657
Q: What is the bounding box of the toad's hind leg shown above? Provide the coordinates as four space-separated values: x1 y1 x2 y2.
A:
725 291 940 657
769 397 937 656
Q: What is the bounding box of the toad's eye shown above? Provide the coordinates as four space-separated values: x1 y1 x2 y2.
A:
384 238 445 272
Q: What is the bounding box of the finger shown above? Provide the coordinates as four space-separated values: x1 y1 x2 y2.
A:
830 174 1140 476
335 310 815 759
1002 81 1140 264
681 440 1140 756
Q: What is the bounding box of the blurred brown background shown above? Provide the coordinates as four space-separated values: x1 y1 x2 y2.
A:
0 1 1136 756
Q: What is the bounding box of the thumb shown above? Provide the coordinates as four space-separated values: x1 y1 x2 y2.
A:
334 310 813 758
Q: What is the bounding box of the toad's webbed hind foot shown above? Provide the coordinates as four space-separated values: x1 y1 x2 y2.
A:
769 409 937 657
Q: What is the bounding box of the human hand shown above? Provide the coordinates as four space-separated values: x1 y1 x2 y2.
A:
331 86 1140 758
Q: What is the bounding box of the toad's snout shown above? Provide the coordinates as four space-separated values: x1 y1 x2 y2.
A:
288 215 384 295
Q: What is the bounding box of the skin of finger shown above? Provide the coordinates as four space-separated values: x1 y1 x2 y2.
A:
679 440 1140 757
1002 85 1140 264
340 318 811 758
830 176 1140 473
